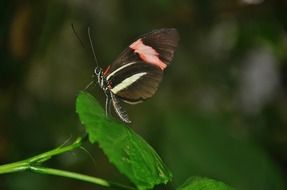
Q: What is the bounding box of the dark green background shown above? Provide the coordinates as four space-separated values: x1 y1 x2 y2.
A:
1 0 287 189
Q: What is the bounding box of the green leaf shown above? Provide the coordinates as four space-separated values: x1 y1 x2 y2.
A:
76 91 172 190
177 177 234 190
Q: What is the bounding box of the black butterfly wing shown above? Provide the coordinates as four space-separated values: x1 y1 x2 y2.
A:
104 28 179 74
104 28 179 104
140 28 180 64
106 62 163 103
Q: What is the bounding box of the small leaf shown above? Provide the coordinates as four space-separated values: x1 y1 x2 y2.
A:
76 91 172 190
177 177 234 190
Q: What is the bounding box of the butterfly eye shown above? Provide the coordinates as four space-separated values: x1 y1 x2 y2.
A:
94 67 102 75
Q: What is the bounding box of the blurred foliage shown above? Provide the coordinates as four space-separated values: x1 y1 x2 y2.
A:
1 0 287 190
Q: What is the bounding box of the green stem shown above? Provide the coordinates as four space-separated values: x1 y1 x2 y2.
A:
0 136 135 190
28 136 83 163
0 160 29 174
0 137 83 174
30 166 136 190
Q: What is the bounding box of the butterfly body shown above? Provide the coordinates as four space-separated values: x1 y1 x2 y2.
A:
93 28 179 123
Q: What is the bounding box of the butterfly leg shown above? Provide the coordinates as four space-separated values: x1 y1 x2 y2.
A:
84 80 94 90
105 97 113 117
104 91 110 117
108 98 112 116
110 93 131 123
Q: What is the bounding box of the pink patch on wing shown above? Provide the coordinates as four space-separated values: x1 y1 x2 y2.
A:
129 39 166 70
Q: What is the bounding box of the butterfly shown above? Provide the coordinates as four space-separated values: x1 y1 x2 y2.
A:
87 28 179 123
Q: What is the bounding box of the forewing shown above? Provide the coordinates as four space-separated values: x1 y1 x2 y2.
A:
104 28 179 75
140 28 179 64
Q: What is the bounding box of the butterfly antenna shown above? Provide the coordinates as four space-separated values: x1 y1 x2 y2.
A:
72 24 97 90
88 27 99 67
71 24 92 58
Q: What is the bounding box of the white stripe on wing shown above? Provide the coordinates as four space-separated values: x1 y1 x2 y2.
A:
111 72 147 94
106 62 137 81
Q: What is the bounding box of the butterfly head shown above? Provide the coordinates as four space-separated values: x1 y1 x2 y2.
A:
93 67 103 87
94 67 102 76
94 66 109 90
